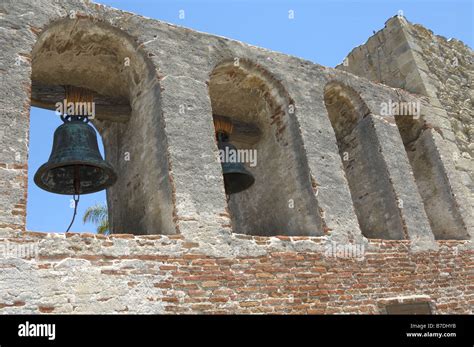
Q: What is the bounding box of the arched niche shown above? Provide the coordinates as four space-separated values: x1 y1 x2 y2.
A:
395 113 469 240
30 18 176 235
324 81 406 239
209 59 323 236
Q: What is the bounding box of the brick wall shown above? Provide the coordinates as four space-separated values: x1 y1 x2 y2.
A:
0 230 471 314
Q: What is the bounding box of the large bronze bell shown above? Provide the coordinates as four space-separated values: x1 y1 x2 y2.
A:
217 131 255 194
34 115 117 195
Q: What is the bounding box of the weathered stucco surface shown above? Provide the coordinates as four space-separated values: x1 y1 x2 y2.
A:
338 15 473 240
0 1 472 314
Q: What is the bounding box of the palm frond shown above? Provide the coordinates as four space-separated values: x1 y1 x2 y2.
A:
83 203 109 235
97 218 109 235
83 203 107 224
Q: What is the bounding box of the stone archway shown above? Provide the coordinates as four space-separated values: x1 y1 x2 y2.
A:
324 81 406 239
29 18 176 235
209 59 323 236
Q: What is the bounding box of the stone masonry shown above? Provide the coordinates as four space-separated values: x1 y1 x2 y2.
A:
0 1 472 314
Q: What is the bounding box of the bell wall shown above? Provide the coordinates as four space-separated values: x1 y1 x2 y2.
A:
0 1 471 314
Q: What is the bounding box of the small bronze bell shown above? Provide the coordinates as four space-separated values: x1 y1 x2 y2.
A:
216 130 255 195
34 114 117 195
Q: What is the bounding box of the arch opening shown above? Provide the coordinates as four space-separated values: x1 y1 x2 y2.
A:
324 82 406 239
209 60 323 236
28 18 176 235
395 114 469 240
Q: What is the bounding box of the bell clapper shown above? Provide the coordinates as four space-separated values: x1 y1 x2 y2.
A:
65 193 80 233
65 166 81 233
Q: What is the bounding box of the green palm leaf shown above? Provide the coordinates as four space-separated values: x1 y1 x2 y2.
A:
83 203 109 235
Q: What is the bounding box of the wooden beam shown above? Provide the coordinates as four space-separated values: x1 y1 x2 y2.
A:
213 114 262 146
31 83 131 123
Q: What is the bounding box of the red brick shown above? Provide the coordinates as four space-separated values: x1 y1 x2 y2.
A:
162 297 179 303
201 281 220 288
159 265 178 271
38 306 55 313
182 242 199 249
239 301 260 307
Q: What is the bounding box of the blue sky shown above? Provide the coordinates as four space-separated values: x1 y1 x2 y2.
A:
27 0 473 233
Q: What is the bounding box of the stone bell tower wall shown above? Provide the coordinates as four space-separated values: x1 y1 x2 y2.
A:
1 1 451 245
0 1 472 314
337 15 473 240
